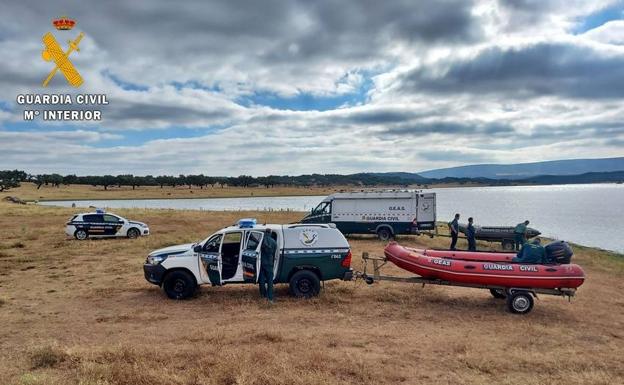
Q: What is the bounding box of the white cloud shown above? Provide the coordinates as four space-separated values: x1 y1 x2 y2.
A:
583 20 624 45
0 0 623 175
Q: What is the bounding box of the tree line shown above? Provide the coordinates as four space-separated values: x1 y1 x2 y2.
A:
0 170 429 191
4 169 619 193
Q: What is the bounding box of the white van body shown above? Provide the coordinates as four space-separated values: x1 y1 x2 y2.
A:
301 191 436 240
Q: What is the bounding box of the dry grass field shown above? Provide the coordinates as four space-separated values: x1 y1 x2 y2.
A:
1 202 623 385
1 183 354 202
1 181 488 202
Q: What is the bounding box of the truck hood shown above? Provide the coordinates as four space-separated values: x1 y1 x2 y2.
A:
148 243 195 258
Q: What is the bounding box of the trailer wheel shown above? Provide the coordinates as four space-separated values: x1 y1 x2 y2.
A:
502 239 514 251
377 227 392 241
506 291 534 314
289 270 321 298
489 288 507 299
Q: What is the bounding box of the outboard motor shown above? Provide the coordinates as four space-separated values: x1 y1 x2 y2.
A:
545 241 573 264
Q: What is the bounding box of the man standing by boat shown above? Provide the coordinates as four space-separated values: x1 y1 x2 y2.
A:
513 238 546 264
448 213 460 250
466 217 476 251
259 229 277 303
514 220 530 250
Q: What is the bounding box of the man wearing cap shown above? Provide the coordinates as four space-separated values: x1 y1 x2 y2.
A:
514 220 530 251
258 228 277 303
466 217 477 251
448 213 460 250
513 237 546 264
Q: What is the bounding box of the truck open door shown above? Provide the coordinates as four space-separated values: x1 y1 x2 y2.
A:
416 193 436 230
241 231 264 283
198 233 224 286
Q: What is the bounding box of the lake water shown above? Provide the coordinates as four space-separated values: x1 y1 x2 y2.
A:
40 183 624 253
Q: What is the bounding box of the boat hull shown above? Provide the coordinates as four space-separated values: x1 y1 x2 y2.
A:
385 243 585 289
408 248 515 262
458 225 541 241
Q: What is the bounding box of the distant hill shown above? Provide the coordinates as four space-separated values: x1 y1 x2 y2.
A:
367 172 430 183
518 171 624 185
419 157 624 180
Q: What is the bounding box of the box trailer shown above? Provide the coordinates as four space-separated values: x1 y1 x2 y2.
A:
301 191 436 240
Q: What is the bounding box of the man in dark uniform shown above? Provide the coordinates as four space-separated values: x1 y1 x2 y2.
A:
512 238 545 264
448 213 460 250
514 220 530 251
466 217 476 251
259 228 277 303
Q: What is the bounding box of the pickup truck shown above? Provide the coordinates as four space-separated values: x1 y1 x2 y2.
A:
143 218 352 299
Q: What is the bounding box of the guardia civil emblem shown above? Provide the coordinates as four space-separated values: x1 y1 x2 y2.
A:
41 16 84 87
299 229 318 246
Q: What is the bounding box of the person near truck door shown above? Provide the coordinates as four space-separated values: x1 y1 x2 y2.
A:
259 228 277 303
512 238 546 264
466 217 476 251
448 213 460 250
514 220 530 250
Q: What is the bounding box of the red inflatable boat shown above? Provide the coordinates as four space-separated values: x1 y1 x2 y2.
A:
384 242 585 289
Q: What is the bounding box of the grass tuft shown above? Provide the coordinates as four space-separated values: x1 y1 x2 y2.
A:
30 345 67 369
254 331 285 343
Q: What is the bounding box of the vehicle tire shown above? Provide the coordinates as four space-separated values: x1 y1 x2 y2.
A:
506 291 534 314
502 239 514 251
289 270 321 298
377 227 393 241
127 227 140 239
489 288 507 299
162 270 197 300
74 229 88 240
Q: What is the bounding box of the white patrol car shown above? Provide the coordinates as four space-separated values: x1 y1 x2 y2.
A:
144 218 352 299
65 209 150 240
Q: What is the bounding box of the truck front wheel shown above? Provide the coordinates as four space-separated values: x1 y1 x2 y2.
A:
289 270 321 298
162 270 197 300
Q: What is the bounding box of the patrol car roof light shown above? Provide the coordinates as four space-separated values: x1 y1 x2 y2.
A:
96 208 106 214
238 218 257 228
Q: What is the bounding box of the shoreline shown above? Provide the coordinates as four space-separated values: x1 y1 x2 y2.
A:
27 202 624 256
31 194 327 203
21 181 623 202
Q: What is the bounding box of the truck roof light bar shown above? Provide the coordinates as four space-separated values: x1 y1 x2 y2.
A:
238 218 257 228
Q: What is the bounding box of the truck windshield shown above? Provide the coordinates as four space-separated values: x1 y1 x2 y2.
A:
203 234 222 253
313 202 330 215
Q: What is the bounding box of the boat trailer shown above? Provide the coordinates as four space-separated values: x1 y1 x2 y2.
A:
353 252 577 315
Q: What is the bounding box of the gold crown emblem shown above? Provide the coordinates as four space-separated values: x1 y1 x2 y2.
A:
52 16 76 31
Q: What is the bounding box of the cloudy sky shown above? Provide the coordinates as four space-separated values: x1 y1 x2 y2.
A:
1 0 624 176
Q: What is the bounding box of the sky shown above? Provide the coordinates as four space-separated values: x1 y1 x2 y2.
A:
1 0 624 176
